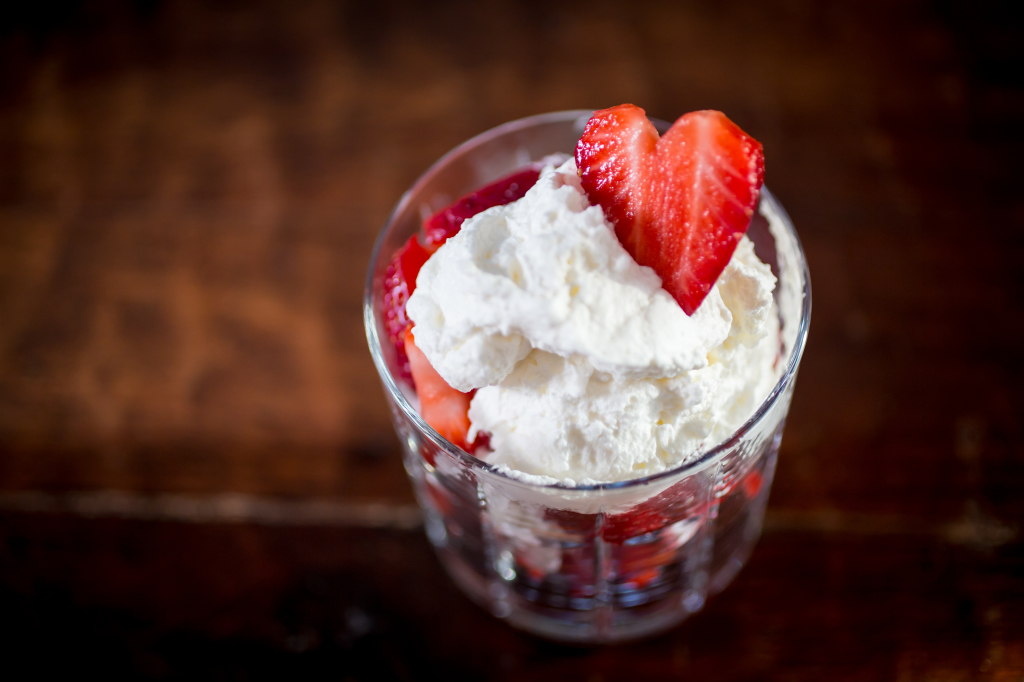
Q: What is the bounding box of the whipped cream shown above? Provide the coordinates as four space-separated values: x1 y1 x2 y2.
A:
407 159 779 484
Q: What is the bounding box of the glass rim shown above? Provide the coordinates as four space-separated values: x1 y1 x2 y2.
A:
364 109 812 493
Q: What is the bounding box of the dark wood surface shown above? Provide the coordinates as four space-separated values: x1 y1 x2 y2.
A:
1 0 1022 678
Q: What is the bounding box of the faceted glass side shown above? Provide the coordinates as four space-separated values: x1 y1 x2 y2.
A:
381 384 788 643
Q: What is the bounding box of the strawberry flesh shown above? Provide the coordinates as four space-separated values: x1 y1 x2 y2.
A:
601 506 671 544
741 468 763 499
576 105 764 315
383 235 435 382
543 504 670 545
423 168 540 247
405 332 473 451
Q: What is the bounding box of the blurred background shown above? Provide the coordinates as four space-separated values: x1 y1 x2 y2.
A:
0 0 1021 678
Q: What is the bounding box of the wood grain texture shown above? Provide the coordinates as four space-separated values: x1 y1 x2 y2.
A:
0 0 1021 677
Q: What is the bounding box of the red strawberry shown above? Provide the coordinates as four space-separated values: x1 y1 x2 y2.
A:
405 332 472 451
627 567 663 588
544 508 598 537
575 105 764 315
423 168 540 247
545 505 670 544
600 476 713 544
383 235 435 382
601 506 670 544
741 468 763 499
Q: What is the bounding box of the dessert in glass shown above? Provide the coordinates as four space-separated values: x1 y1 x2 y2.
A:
364 109 811 643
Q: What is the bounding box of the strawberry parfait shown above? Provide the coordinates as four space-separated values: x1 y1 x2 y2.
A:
365 107 810 642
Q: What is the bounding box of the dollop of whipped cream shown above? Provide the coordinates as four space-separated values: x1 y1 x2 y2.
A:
407 159 779 483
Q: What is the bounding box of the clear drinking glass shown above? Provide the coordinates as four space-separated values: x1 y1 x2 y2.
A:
364 111 811 644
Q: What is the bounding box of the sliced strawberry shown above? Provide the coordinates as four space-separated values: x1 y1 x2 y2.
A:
576 105 764 315
423 167 540 247
601 506 670 544
627 567 663 588
544 508 598 537
383 235 435 382
545 505 670 544
741 468 763 499
405 332 472 451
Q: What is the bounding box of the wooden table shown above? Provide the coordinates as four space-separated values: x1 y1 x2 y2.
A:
1 0 1021 678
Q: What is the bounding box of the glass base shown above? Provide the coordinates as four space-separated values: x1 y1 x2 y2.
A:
416 444 778 644
437 548 698 644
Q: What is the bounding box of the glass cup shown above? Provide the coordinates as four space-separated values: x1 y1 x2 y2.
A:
364 111 811 643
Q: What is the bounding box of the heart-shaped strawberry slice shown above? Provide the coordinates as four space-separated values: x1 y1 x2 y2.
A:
575 105 764 315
